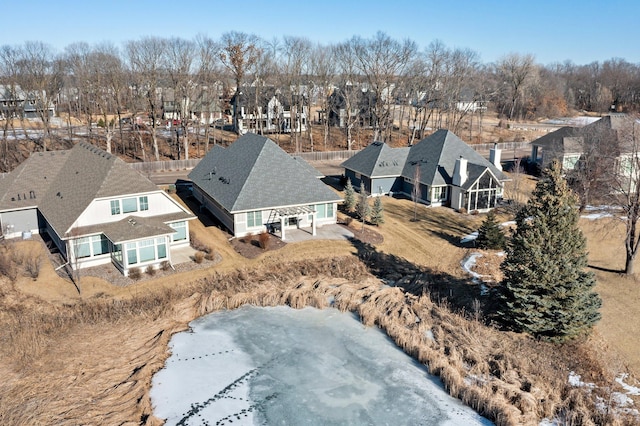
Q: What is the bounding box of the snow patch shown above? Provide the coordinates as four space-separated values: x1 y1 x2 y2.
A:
460 231 478 244
568 371 595 389
461 252 484 282
616 374 640 396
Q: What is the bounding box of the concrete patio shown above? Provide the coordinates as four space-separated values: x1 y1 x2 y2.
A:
276 224 354 243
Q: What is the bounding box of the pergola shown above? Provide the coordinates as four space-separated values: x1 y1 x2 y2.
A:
272 206 317 241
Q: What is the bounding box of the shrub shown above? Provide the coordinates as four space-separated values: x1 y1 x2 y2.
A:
204 251 216 261
258 231 270 250
458 207 467 215
344 216 353 227
0 250 17 282
160 260 171 271
145 265 156 276
23 252 42 280
128 267 142 280
476 210 506 250
189 232 212 253
194 251 205 264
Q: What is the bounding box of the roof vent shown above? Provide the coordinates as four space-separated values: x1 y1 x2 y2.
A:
128 218 137 226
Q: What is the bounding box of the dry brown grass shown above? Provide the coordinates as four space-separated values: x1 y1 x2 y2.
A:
2 183 640 425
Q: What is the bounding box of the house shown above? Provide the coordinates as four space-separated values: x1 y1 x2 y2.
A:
189 133 342 240
0 142 195 276
0 85 55 120
326 86 376 129
231 87 308 135
342 130 507 212
530 114 632 172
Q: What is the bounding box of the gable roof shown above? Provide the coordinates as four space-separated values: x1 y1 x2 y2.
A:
189 134 341 213
0 150 69 212
402 130 507 186
38 142 159 237
341 141 409 178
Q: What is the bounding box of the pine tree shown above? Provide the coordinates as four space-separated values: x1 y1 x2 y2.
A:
343 178 356 213
476 210 505 250
498 161 601 341
370 196 385 226
356 182 371 230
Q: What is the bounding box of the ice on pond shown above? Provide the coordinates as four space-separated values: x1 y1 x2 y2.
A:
151 305 493 425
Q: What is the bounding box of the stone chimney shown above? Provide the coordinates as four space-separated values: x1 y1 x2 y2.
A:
489 143 502 171
453 156 468 186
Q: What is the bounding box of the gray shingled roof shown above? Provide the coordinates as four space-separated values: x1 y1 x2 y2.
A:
530 126 582 154
341 141 409 177
0 150 69 211
189 133 341 213
293 156 324 178
402 130 507 186
38 142 160 237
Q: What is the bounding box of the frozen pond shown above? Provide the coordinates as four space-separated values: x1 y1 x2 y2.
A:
151 306 492 425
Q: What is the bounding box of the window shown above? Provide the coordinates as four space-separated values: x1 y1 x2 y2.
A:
432 186 448 202
75 237 91 258
126 242 137 265
156 237 167 259
170 221 187 241
110 200 120 215
315 204 326 219
326 203 334 218
139 239 156 263
122 197 138 213
74 235 110 258
112 244 122 264
563 154 581 170
247 211 263 228
91 235 109 256
139 196 149 211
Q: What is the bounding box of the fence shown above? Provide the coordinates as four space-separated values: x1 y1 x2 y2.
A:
128 159 200 173
124 141 531 174
0 141 533 177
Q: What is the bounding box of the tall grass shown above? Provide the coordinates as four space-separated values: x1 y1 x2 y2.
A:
1 255 636 425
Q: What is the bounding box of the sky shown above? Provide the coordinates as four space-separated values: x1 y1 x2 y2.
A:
1 0 638 66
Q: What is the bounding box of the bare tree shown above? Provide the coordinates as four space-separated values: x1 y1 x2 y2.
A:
126 37 167 161
603 116 640 274
309 44 336 149
495 53 536 120
333 42 362 150
15 41 63 152
164 37 197 160
411 163 421 221
351 32 417 142
0 44 22 170
281 36 311 152
195 34 222 154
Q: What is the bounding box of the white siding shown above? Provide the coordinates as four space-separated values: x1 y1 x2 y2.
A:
73 191 186 229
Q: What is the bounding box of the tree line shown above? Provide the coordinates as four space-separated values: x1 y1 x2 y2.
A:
1 31 639 166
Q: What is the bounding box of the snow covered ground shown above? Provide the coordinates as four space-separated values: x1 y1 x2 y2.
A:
151 306 493 425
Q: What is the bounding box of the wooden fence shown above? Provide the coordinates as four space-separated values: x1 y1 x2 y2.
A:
0 141 532 178
125 141 531 173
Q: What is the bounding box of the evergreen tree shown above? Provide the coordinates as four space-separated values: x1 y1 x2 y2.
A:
343 178 356 213
498 161 601 341
476 210 505 250
370 196 385 226
355 182 371 230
